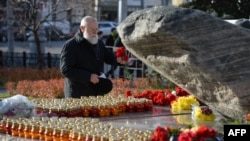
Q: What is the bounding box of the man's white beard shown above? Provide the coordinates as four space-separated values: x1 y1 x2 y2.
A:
83 31 98 45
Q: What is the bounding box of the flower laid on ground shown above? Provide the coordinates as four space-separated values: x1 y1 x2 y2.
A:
128 86 190 106
0 95 35 118
175 86 190 96
171 95 200 111
151 125 222 141
125 90 132 98
151 126 181 141
178 125 219 141
192 105 216 121
246 114 250 121
131 89 175 105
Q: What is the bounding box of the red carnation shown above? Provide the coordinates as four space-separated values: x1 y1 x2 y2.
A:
115 46 128 62
165 89 171 95
125 90 132 98
196 125 217 138
151 126 169 141
178 131 196 141
175 86 190 96
166 94 176 103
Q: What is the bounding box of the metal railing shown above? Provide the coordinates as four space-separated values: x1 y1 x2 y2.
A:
0 51 60 68
104 46 146 78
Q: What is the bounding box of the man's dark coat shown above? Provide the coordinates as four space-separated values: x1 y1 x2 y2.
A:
60 31 118 98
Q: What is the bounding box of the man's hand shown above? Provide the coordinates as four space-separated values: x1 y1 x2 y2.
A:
90 74 99 84
117 58 126 65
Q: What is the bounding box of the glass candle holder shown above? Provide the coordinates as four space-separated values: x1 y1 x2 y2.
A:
39 125 46 140
60 129 70 141
126 101 135 112
24 123 32 139
5 120 12 135
52 127 61 141
44 127 54 141
110 104 119 116
31 125 40 140
0 118 7 134
81 105 90 117
18 121 25 138
98 105 106 117
11 121 19 137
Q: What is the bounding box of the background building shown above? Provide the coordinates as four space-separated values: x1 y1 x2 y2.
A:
0 0 191 39
97 0 167 22
0 0 191 25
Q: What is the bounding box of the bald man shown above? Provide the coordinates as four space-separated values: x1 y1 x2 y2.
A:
60 16 125 98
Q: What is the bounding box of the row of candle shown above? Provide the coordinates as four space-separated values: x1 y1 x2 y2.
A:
0 117 153 141
31 95 153 118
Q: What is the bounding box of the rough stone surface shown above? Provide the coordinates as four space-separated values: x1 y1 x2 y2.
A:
117 6 250 119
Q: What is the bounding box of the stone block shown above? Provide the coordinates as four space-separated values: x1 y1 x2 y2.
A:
117 6 250 119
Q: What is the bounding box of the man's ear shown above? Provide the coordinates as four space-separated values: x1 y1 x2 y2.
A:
80 26 85 32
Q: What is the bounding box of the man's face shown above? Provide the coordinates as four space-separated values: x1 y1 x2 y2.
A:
87 24 98 36
81 23 99 45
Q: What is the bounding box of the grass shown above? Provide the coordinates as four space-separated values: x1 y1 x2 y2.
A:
0 85 10 100
0 93 11 100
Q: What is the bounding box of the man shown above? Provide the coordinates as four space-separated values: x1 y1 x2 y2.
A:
105 28 119 78
60 16 125 98
105 28 118 48
97 31 104 41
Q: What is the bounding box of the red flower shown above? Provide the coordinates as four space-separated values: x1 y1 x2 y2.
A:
165 89 171 95
196 125 217 138
176 86 190 96
125 90 132 98
166 94 176 104
247 114 250 121
155 126 165 133
164 126 171 133
115 46 128 62
170 98 178 107
151 126 169 141
178 131 196 141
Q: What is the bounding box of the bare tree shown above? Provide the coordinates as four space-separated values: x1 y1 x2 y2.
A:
9 0 94 69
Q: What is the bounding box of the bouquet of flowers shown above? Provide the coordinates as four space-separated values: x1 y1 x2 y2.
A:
192 105 216 121
151 125 222 141
0 94 35 118
115 46 129 63
115 46 132 80
178 125 219 141
171 95 200 111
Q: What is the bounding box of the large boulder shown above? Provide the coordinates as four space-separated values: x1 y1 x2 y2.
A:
117 6 250 119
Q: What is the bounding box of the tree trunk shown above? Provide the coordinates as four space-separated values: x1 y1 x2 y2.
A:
34 31 45 69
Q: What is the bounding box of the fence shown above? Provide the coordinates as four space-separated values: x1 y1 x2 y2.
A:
104 57 146 78
0 49 147 78
0 51 60 68
104 46 147 78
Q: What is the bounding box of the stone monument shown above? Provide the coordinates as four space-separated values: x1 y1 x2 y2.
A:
117 6 250 119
